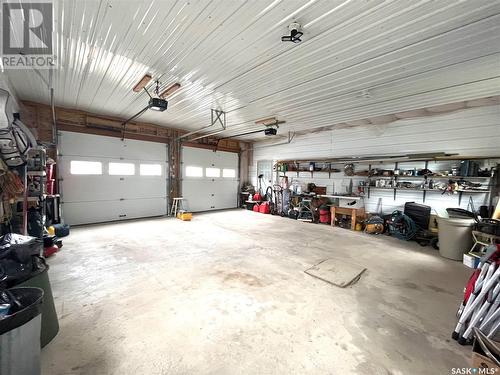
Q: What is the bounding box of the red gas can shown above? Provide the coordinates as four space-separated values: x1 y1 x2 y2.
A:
259 202 270 214
319 207 330 224
253 193 262 201
252 203 260 212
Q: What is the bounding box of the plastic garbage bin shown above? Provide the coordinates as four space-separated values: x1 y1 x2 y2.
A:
17 260 59 347
0 287 44 375
437 216 475 260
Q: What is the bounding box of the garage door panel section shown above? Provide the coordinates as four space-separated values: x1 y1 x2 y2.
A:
181 147 238 212
59 131 168 225
63 198 167 225
59 156 114 201
60 158 165 202
182 147 216 166
120 197 167 219
214 152 238 169
60 131 167 161
63 201 124 225
181 180 214 212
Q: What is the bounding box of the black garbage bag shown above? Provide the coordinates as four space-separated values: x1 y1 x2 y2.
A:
0 233 42 263
0 255 46 289
0 259 31 288
27 207 44 239
0 233 44 289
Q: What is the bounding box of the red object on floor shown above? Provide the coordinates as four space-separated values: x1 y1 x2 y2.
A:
252 203 260 212
43 245 58 258
259 202 270 214
253 193 262 201
319 208 330 224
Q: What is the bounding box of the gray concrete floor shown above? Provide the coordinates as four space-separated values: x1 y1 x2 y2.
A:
42 209 471 375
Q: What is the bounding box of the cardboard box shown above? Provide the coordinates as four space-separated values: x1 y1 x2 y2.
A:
472 351 498 370
471 328 500 371
463 252 481 269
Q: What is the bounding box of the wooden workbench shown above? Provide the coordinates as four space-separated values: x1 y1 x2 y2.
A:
330 206 366 230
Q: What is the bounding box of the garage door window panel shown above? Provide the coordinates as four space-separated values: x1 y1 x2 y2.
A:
70 161 103 175
186 166 203 177
109 162 135 175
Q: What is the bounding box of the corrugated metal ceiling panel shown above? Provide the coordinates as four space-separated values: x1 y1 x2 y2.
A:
3 0 500 140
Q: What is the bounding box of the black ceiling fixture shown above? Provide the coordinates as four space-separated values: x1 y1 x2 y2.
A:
281 22 303 43
121 79 169 140
215 125 279 149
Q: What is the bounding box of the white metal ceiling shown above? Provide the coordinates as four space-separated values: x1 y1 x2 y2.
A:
3 0 500 140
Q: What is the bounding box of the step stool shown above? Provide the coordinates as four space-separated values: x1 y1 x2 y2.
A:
170 197 187 217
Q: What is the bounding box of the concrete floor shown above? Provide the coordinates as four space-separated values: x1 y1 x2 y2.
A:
42 209 472 374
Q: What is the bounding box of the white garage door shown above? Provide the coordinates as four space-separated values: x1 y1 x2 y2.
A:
59 131 168 225
181 146 238 212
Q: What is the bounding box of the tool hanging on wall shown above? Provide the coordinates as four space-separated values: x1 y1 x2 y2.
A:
252 174 265 201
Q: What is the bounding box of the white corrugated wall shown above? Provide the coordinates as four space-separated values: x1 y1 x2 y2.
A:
248 105 500 215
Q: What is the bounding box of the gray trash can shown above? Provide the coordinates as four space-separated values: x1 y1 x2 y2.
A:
17 261 59 347
437 216 475 260
0 287 44 375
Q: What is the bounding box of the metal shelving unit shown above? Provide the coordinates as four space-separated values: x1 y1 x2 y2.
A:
275 155 498 206
20 147 47 241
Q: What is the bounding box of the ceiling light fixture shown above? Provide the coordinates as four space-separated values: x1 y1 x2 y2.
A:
159 83 181 98
255 117 277 126
281 22 303 43
255 117 286 127
132 73 152 92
